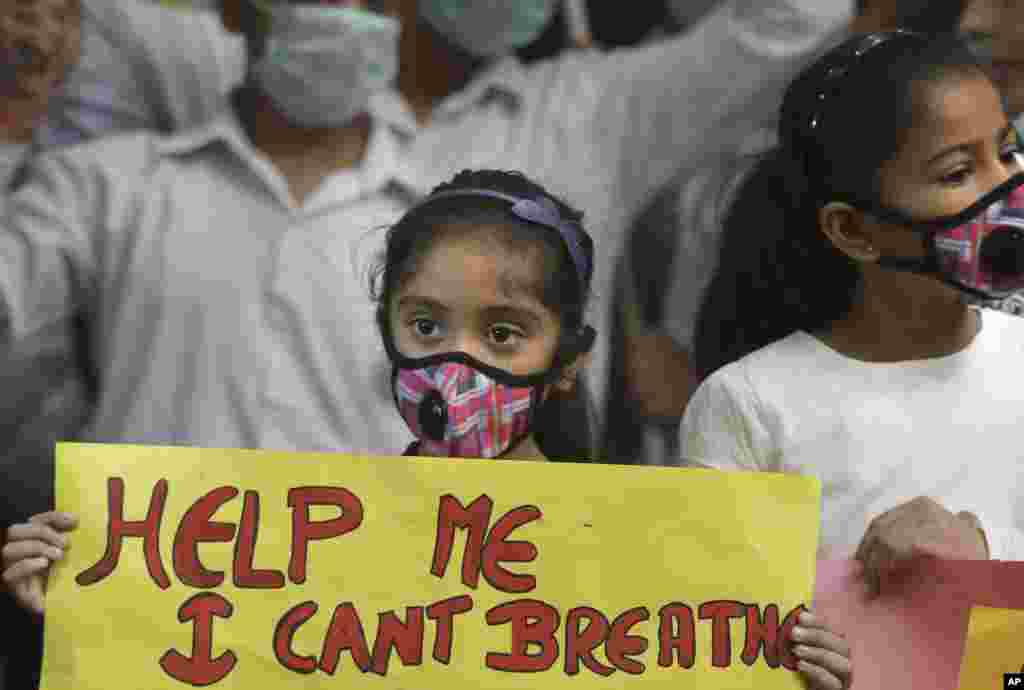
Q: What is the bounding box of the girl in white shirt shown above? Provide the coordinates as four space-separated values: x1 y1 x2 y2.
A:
682 31 1024 590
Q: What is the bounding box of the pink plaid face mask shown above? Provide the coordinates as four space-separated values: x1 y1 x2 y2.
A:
394 361 542 459
871 173 1024 301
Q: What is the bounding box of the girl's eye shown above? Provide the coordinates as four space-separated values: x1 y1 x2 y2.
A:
1000 146 1023 166
940 167 971 186
488 324 523 347
412 318 442 339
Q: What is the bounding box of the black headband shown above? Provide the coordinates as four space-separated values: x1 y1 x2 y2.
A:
784 31 929 152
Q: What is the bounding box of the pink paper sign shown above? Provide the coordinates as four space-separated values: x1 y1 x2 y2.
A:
812 559 1024 690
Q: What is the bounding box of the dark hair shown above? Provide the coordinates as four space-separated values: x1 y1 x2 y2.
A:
890 0 967 34
237 0 271 62
852 0 967 31
373 169 596 460
692 32 989 380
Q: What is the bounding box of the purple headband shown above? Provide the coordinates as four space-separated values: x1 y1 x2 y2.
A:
410 188 592 290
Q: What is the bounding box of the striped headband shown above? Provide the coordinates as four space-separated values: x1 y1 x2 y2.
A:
409 188 592 292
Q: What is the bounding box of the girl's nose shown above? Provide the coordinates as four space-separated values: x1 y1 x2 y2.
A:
453 334 486 361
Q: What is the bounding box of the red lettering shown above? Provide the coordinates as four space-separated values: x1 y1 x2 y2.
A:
481 506 540 594
779 605 807 671
699 600 746 668
657 603 695 668
370 608 424 676
425 595 474 664
430 494 492 589
485 599 560 673
273 601 319 674
233 491 285 589
288 487 363 585
159 593 237 686
565 607 614 676
319 603 371 674
742 604 781 667
76 478 170 589
606 607 649 674
173 487 238 589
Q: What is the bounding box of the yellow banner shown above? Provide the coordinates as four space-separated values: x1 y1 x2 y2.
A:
956 606 1024 689
42 443 821 689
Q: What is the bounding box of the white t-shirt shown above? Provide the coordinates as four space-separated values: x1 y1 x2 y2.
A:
678 307 1024 560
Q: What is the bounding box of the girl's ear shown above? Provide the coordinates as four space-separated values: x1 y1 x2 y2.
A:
819 201 879 263
554 352 592 393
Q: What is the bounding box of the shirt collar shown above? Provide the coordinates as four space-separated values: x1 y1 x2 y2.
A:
156 99 425 209
371 55 528 137
155 102 248 158
438 55 528 115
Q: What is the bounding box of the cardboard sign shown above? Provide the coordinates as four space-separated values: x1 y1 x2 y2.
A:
957 606 1024 690
813 560 1024 690
41 443 821 689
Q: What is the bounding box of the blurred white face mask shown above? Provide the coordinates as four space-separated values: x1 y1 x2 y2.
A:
418 0 558 58
252 3 399 127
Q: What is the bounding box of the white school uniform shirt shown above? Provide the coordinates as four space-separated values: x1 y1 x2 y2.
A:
1 110 415 452
660 125 775 353
0 0 853 454
678 307 1024 561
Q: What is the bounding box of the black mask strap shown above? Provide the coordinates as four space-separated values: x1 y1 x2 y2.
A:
849 172 1024 233
876 245 999 302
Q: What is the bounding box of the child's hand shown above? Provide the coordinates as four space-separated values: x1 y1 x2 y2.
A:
2 511 77 615
790 610 852 690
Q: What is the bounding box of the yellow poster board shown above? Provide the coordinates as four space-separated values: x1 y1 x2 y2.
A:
956 606 1024 690
42 443 821 689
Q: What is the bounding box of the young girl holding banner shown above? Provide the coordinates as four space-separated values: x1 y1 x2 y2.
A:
683 31 1024 587
6 168 852 688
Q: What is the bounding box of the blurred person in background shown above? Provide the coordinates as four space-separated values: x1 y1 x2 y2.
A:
602 0 973 466
0 0 88 502
0 0 248 542
0 1 87 685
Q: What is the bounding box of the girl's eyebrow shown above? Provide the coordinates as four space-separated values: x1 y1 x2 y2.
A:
396 296 449 312
482 304 543 328
926 124 1015 167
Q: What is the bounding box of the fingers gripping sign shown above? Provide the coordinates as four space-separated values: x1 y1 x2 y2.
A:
2 511 78 615
854 497 989 597
790 610 852 690
0 0 81 141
